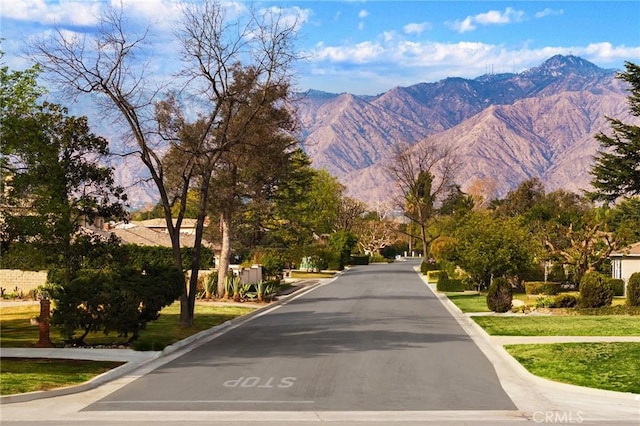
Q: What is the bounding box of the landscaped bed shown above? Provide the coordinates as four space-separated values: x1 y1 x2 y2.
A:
505 342 640 394
0 302 256 350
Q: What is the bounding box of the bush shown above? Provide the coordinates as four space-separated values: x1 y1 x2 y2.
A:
427 270 444 284
628 272 640 307
535 297 556 308
554 294 579 308
579 272 613 308
255 251 284 280
524 281 561 295
486 277 512 313
420 259 438 275
606 278 625 297
436 272 465 292
349 255 369 266
50 265 184 345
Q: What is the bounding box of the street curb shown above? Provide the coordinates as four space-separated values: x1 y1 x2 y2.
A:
0 277 337 405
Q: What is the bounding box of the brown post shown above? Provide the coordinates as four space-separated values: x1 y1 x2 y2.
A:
35 298 53 348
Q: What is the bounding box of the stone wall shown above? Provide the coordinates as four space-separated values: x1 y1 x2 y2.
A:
0 270 48 296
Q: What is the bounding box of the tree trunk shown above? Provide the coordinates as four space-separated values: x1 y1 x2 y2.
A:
217 211 232 298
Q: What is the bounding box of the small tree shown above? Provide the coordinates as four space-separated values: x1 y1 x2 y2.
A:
329 230 358 270
486 277 513 313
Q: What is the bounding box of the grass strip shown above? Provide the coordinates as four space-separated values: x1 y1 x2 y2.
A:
0 358 123 395
445 293 491 313
473 315 640 336
505 342 640 394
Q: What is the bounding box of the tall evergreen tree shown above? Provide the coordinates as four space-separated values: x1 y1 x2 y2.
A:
590 61 640 202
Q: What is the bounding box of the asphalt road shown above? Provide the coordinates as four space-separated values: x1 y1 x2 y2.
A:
85 260 517 412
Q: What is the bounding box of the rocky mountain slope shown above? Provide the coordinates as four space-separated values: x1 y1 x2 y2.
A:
295 55 632 207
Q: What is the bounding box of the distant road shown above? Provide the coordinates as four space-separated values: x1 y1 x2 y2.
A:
86 260 517 412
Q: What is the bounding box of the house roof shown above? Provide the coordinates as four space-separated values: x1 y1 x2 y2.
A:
135 218 200 229
83 222 218 250
611 242 640 257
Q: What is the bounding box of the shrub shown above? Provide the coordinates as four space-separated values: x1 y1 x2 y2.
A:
258 251 285 280
50 265 184 345
486 277 512 313
420 259 438 275
427 270 444 284
579 271 613 308
524 281 561 295
436 272 465 292
535 297 556 308
628 272 640 307
349 255 369 266
606 278 625 297
554 294 579 308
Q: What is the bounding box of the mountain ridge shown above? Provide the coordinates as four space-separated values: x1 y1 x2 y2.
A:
295 54 629 207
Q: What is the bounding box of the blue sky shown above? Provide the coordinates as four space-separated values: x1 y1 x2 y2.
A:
1 0 639 95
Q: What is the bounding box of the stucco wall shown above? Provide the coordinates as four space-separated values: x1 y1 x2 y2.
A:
0 270 48 296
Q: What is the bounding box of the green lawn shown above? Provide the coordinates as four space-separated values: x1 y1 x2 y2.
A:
290 271 336 279
445 292 628 313
0 302 256 396
0 302 255 350
1 358 123 395
473 315 640 336
505 342 640 394
445 292 491 313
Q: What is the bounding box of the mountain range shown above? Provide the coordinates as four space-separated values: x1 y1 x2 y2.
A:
295 55 632 207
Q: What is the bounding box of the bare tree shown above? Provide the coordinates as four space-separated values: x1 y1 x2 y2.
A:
30 1 301 326
386 142 457 260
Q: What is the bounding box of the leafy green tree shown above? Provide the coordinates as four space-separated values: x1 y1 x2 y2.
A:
438 184 474 218
1 96 127 283
447 211 536 289
329 230 358 270
492 178 545 218
589 61 640 202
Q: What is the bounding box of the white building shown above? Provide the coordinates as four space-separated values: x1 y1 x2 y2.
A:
610 242 640 297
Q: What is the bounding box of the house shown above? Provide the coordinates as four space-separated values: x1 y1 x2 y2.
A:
610 242 640 297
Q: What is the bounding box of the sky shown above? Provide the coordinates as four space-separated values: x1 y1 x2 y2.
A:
1 0 639 96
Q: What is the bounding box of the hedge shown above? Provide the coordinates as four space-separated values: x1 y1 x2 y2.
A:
525 281 561 295
427 270 444 284
436 272 465 292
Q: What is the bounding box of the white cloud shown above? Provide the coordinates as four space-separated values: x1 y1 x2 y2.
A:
358 9 369 19
447 7 526 33
447 16 475 33
403 22 431 36
535 8 563 19
3 0 102 26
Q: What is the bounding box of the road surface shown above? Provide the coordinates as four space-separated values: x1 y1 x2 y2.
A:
85 260 516 412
